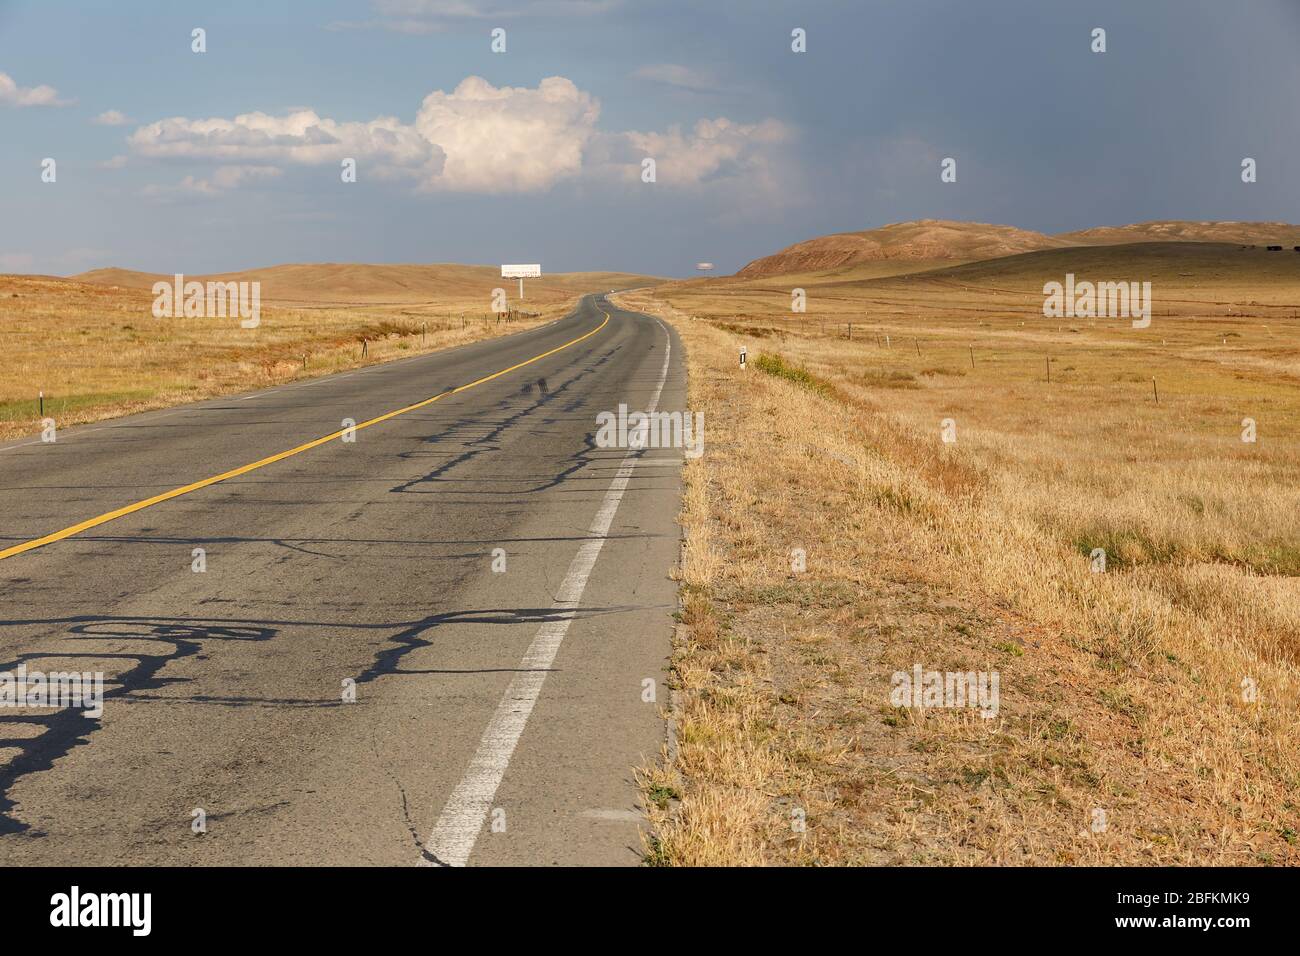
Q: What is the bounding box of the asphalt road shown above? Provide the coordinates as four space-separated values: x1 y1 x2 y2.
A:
0 293 684 866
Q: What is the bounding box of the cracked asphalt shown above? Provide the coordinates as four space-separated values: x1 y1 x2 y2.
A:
0 294 683 865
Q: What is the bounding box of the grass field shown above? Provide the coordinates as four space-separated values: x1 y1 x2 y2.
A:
620 241 1300 864
0 265 654 441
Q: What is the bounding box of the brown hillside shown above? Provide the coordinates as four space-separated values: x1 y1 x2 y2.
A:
73 263 658 305
1059 220 1300 247
735 220 1067 279
736 218 1300 280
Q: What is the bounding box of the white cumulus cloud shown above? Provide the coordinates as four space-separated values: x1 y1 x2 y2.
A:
123 76 792 199
621 117 791 189
93 109 130 126
413 76 599 192
128 109 439 171
0 71 71 107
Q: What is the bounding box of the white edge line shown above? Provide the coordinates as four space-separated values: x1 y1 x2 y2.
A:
421 312 672 867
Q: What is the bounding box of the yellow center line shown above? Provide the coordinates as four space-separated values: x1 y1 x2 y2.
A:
0 308 612 563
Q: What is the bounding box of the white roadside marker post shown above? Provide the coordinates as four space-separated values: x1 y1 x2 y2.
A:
740 346 747 370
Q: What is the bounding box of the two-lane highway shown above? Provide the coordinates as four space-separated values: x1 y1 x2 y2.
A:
0 294 684 866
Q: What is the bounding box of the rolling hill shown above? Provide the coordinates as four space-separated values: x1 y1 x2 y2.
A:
72 263 659 305
1056 220 1300 247
735 219 1300 280
735 220 1066 279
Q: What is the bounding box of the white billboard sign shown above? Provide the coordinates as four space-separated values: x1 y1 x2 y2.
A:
501 264 541 278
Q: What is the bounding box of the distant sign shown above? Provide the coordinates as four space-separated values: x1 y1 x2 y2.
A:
696 262 715 271
502 264 541 278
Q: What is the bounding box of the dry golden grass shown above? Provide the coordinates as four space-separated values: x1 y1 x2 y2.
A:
621 240 1300 866
0 267 655 441
71 263 650 306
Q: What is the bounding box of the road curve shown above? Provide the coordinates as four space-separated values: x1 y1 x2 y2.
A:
0 293 684 866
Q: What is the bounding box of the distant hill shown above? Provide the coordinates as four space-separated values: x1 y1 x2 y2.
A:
72 264 658 305
735 219 1300 279
1057 220 1300 247
735 220 1068 279
907 241 1300 290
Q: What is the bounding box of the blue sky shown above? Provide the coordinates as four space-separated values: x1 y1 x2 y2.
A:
1 0 1298 276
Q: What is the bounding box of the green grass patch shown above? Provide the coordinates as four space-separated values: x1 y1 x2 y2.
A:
753 352 831 394
0 389 155 423
1244 542 1300 576
1076 528 1300 576
861 368 919 389
717 322 779 338
645 783 680 811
